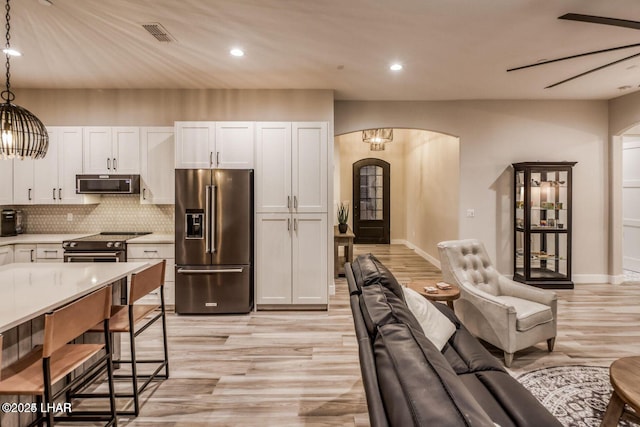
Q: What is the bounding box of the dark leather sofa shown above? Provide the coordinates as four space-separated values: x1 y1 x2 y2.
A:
346 253 562 427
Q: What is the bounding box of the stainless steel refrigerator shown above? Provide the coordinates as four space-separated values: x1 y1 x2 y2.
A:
175 169 253 314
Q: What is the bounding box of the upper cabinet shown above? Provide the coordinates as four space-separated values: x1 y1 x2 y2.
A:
15 127 84 205
0 159 12 205
140 127 175 204
256 122 328 213
83 127 140 174
174 121 254 169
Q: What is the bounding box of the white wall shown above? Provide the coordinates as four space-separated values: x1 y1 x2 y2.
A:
335 100 609 282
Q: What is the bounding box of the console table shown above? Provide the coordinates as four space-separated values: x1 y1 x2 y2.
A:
334 226 355 278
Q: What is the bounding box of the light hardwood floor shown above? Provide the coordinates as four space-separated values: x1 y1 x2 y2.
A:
105 244 640 426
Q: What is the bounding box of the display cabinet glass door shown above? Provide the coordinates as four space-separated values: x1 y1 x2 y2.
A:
513 162 575 289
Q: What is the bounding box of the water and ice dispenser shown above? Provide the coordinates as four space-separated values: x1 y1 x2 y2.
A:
185 210 204 239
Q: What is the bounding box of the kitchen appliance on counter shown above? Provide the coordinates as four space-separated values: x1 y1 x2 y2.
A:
15 210 24 234
62 232 152 263
1 209 16 237
175 169 253 314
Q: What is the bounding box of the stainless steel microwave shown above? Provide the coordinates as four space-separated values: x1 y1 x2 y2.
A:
76 174 140 194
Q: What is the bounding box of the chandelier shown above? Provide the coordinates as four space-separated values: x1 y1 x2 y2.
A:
0 0 48 160
362 128 392 151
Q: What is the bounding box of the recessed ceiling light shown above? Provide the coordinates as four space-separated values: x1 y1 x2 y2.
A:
38 0 53 5
230 48 244 57
390 63 403 71
2 48 20 57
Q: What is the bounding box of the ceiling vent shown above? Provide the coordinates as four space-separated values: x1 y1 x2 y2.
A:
141 22 175 42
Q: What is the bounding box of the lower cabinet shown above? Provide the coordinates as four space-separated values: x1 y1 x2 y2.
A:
35 244 64 263
256 213 327 306
13 244 36 263
127 243 175 306
0 245 13 265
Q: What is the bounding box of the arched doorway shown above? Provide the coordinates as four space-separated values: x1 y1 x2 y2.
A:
353 158 390 244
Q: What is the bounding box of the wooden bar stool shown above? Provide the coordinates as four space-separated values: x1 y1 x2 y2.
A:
0 286 117 427
79 260 169 416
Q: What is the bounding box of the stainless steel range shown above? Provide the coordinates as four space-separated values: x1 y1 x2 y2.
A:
62 232 151 262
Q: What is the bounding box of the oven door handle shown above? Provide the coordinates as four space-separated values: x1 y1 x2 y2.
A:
65 252 122 261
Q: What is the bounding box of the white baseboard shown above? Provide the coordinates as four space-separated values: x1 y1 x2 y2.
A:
609 274 627 285
572 274 621 284
329 282 336 296
400 239 441 269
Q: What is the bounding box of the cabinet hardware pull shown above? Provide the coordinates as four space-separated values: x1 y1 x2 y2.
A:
294 196 298 209
288 218 291 231
30 249 34 263
28 188 31 201
287 196 291 209
43 250 58 253
209 152 213 167
113 158 117 170
52 188 56 200
107 158 111 170
58 188 62 200
294 218 298 231
143 188 146 199
143 250 159 253
216 151 220 167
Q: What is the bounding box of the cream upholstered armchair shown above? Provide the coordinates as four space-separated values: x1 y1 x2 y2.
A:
437 239 557 367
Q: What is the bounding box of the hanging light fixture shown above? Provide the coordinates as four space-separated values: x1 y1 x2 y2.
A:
362 128 392 151
0 0 48 160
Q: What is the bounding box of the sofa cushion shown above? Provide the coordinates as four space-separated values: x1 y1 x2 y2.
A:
494 296 553 331
352 253 405 301
458 373 516 427
374 322 495 427
359 283 424 338
403 287 456 351
443 327 505 374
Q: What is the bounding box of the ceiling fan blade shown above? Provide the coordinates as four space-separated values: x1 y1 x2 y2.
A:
507 43 640 72
545 50 640 88
559 13 640 30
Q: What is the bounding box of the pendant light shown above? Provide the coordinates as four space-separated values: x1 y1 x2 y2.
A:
0 0 48 160
362 128 392 151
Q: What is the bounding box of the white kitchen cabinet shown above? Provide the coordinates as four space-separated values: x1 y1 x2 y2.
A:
83 127 140 174
255 122 328 213
0 159 12 205
14 244 35 263
36 244 64 263
0 245 13 265
13 158 35 204
34 127 83 204
174 121 254 169
127 243 175 305
140 127 175 204
215 122 254 169
256 213 327 306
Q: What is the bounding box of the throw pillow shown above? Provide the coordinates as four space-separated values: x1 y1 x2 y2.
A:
402 286 456 351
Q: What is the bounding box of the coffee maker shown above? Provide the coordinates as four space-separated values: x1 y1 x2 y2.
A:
1 209 17 237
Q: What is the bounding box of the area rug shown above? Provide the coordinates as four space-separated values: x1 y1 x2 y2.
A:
516 365 639 427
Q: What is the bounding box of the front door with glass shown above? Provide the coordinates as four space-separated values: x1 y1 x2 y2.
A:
353 158 390 244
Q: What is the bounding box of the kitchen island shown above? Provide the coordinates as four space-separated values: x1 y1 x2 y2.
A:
0 261 149 427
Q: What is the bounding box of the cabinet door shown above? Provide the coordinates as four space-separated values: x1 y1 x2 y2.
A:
174 121 215 168
14 244 35 263
33 129 60 204
0 159 12 205
292 214 327 304
140 127 175 204
215 122 254 169
113 127 140 174
13 158 35 204
57 127 84 204
256 214 292 305
0 245 13 265
255 122 292 213
292 122 327 213
83 127 113 174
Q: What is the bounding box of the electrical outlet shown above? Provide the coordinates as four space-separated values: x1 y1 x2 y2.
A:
67 213 73 222
466 209 475 218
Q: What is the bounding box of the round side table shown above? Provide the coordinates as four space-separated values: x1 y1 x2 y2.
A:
406 280 460 311
601 356 640 427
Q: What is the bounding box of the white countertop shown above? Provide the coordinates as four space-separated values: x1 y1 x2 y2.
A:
0 233 174 246
128 233 174 244
0 262 149 333
0 234 94 246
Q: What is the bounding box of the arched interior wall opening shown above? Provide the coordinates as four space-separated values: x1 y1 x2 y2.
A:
334 128 460 267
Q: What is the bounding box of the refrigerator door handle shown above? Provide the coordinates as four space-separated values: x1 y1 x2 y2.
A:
205 184 212 253
177 267 244 274
210 184 217 253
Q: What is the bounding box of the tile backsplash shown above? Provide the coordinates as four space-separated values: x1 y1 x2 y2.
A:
9 195 174 234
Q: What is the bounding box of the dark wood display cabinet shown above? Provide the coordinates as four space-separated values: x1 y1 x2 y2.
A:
512 162 576 289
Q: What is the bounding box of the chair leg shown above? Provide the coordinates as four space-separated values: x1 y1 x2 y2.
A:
129 321 140 417
547 337 556 352
43 360 55 427
161 310 170 378
104 321 118 426
504 352 514 368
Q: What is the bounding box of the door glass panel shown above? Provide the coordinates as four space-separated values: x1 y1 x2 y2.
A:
359 165 383 220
